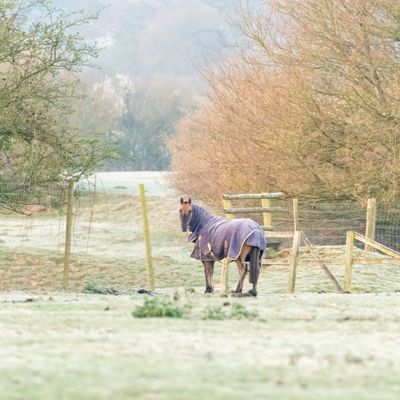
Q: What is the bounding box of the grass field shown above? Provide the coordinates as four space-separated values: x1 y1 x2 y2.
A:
1 174 400 399
1 291 400 400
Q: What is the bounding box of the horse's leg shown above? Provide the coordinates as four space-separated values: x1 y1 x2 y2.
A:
234 244 251 293
202 261 215 293
248 247 261 296
234 258 247 293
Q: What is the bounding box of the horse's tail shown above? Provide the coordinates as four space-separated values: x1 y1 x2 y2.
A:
249 247 261 284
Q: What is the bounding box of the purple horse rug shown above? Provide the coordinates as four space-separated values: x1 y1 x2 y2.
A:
188 204 267 261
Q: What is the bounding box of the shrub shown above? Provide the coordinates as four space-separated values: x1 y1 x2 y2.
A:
132 297 189 318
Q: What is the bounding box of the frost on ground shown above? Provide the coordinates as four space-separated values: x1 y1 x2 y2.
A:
0 291 400 400
1 175 400 398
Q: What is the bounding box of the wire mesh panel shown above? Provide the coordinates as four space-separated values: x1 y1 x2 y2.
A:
0 182 67 251
220 197 367 249
297 199 367 247
375 201 400 251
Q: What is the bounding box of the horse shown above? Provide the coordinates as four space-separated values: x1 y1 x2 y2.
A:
179 197 267 296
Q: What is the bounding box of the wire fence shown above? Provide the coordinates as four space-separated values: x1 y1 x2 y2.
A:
297 199 367 247
1 178 400 291
222 196 400 251
0 174 193 291
375 201 400 252
0 181 67 251
222 197 367 249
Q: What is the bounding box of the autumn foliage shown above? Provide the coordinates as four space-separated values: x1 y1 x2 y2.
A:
168 0 400 203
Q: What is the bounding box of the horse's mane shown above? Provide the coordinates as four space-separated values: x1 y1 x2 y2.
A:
190 204 217 229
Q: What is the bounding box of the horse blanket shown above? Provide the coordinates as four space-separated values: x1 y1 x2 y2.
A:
188 204 267 261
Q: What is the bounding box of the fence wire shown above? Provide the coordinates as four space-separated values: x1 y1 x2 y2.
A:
376 202 400 251
2 178 400 292
224 198 367 249
0 182 67 251
297 199 366 247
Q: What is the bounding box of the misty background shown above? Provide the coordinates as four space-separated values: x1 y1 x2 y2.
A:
52 0 241 171
57 0 239 79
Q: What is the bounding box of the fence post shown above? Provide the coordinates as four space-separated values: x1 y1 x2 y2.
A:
223 198 234 220
261 197 272 229
344 231 355 292
365 198 377 252
220 240 230 294
288 230 301 293
221 198 233 290
139 184 155 290
63 180 74 289
293 198 299 232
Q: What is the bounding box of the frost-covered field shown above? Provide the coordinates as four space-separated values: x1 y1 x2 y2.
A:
1 172 400 399
86 171 173 195
1 291 400 400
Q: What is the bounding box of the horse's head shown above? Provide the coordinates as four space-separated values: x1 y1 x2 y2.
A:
179 197 192 232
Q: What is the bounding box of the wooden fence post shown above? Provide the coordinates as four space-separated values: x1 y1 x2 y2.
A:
344 231 355 292
365 198 377 252
223 198 234 220
221 198 233 291
220 241 229 294
63 180 74 289
139 184 155 290
293 198 299 232
220 259 229 294
288 230 301 293
261 197 272 229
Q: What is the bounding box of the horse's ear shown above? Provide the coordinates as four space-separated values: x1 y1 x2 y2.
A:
188 198 192 204
180 197 184 204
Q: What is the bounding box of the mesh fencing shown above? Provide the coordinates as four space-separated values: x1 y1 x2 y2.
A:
375 201 400 252
1 179 400 291
297 199 366 247
231 197 400 252
0 182 67 251
223 197 367 249
0 176 195 291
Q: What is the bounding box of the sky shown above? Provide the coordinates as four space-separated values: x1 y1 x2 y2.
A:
54 0 242 83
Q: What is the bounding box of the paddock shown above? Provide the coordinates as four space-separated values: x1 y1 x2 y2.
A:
1 174 400 399
1 174 400 293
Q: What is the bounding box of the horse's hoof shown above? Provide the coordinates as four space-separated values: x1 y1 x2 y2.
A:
248 289 257 297
204 289 214 294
